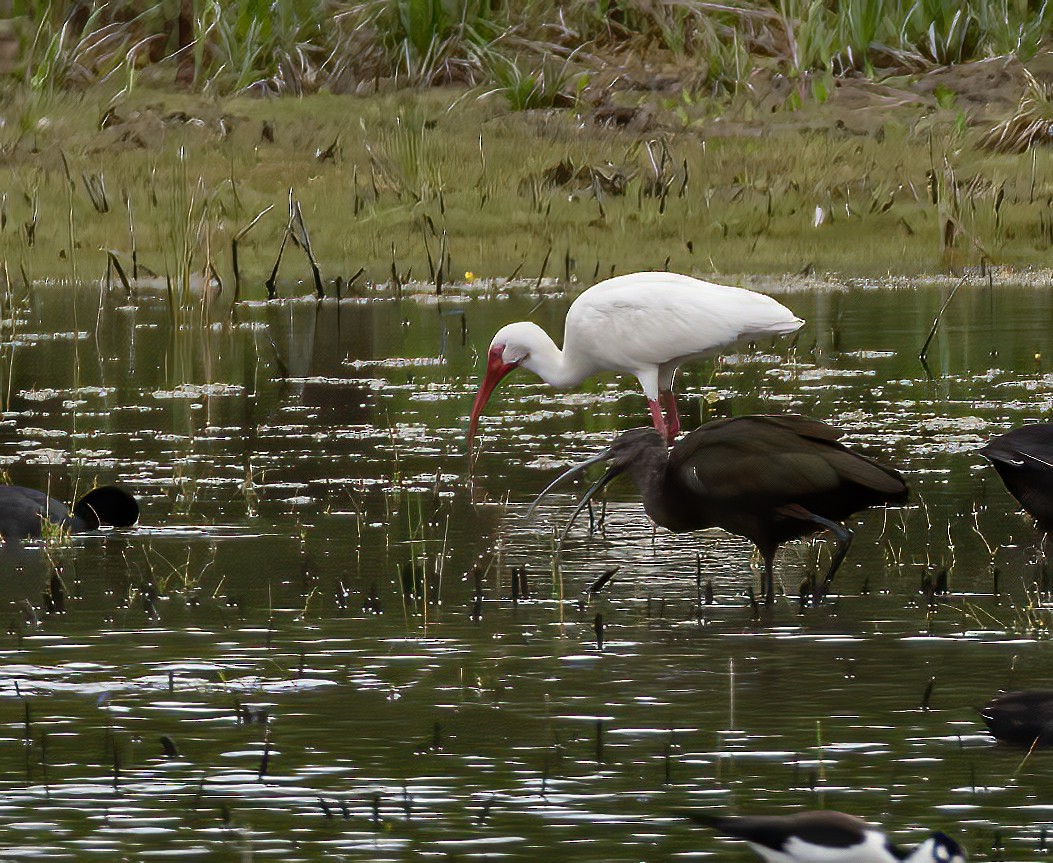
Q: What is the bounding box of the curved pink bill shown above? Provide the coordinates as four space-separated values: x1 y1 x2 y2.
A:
468 347 517 452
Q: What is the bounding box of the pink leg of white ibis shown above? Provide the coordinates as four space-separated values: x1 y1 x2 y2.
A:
660 391 679 442
647 399 670 441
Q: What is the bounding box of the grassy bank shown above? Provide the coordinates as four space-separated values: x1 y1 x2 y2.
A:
2 3 1053 298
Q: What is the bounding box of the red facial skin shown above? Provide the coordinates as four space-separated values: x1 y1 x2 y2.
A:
468 345 518 451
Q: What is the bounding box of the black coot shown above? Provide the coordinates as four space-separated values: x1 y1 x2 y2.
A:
980 690 1053 746
0 484 139 541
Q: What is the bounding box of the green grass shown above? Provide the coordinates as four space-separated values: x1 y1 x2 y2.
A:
9 1 1053 98
6 0 1053 296
1 82 1053 293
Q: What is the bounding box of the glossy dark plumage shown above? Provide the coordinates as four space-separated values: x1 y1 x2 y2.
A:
682 810 966 863
0 485 139 541
979 690 1053 747
534 415 908 603
980 423 1053 533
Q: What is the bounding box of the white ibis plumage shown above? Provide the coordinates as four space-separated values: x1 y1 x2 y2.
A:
468 272 803 447
531 416 908 604
681 810 966 863
0 485 139 541
979 422 1053 534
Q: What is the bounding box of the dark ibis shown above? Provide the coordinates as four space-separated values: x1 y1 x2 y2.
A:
979 689 1053 746
0 484 139 542
531 415 908 604
468 272 803 447
979 422 1053 533
681 810 966 863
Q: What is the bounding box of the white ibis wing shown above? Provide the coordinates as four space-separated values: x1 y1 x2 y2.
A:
564 274 801 374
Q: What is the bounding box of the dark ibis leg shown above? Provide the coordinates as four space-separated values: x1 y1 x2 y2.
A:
775 505 853 601
647 399 671 442
813 517 852 596
762 553 776 605
659 391 679 441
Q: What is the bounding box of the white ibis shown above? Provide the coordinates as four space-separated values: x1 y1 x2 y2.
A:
468 272 803 447
681 810 966 863
979 423 1053 533
979 690 1053 746
0 485 139 541
530 415 908 604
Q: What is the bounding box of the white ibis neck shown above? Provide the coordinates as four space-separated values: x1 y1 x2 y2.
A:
523 335 592 390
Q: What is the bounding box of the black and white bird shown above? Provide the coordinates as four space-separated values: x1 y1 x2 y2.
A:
0 484 139 542
682 810 966 863
980 423 1053 534
979 689 1053 747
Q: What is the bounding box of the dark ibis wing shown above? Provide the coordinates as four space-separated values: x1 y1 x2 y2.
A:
982 423 1053 465
981 423 1053 529
680 446 842 501
809 446 907 499
672 415 905 503
738 414 845 443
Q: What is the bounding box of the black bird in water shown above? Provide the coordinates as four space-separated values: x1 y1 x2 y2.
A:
0 485 139 542
681 810 966 863
980 423 1053 534
979 690 1053 747
531 415 908 604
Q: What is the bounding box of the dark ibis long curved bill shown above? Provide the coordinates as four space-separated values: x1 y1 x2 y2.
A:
468 347 518 452
557 465 624 547
526 451 613 520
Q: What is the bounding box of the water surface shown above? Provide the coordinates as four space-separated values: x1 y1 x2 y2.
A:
0 280 1048 861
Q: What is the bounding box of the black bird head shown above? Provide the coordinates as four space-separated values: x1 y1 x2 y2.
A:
71 485 139 531
527 427 668 545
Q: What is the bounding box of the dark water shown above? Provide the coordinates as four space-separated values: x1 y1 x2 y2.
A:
0 280 1049 861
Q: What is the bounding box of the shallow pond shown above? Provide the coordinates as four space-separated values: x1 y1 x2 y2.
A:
0 279 1049 861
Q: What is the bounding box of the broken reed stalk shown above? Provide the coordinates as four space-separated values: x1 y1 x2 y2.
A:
436 227 448 295
124 189 138 280
59 151 77 281
289 192 323 298
389 241 401 292
106 250 133 299
265 224 291 300
534 245 551 292
81 171 108 213
422 222 435 283
919 274 968 365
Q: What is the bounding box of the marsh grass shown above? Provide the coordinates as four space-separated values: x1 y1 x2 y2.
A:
14 2 1053 100
479 50 582 111
6 80 1053 291
983 69 1053 154
137 540 221 599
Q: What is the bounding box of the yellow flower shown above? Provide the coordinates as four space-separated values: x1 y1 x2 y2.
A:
464 271 475 283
